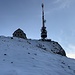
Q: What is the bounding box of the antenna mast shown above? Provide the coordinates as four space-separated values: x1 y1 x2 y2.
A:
41 1 47 40
42 3 45 27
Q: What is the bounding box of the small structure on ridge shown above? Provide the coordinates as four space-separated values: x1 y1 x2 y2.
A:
13 28 27 39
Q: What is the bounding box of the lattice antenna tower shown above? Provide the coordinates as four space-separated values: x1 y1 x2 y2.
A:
41 0 47 40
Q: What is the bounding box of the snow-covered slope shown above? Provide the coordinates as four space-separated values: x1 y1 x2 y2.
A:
0 36 75 75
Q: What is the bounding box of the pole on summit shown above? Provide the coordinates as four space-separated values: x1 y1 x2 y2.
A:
41 1 47 40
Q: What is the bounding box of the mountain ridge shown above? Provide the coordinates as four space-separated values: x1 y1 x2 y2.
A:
0 36 75 75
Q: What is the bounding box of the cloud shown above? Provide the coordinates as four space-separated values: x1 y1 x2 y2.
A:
46 0 74 14
67 53 75 59
65 44 75 58
53 0 72 9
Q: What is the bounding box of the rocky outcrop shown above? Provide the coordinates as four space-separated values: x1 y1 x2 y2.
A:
50 41 66 56
37 40 66 56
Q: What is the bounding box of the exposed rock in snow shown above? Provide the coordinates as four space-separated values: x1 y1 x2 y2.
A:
36 40 66 56
50 41 66 56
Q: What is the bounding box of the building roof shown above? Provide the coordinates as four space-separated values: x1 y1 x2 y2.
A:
13 28 27 39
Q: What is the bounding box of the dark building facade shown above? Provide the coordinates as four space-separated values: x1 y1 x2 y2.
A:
13 28 27 39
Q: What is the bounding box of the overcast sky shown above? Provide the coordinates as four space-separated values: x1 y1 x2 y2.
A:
0 0 75 58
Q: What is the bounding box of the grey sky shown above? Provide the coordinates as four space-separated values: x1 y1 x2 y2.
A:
0 0 75 58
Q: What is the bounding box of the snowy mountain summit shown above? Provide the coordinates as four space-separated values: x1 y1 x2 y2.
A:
0 36 75 75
